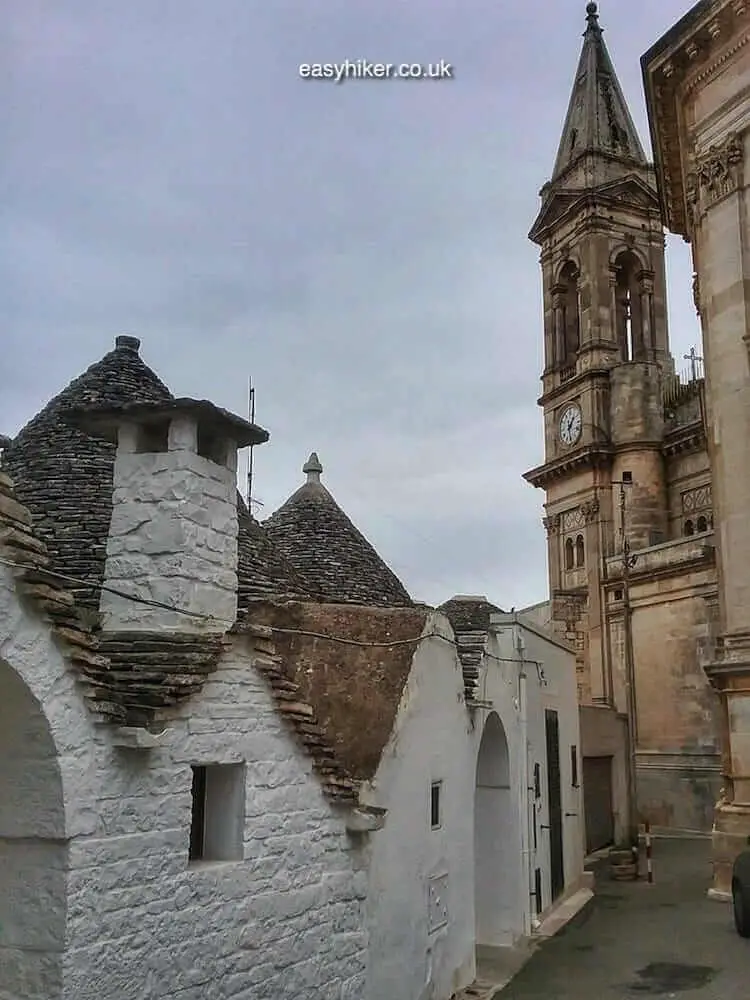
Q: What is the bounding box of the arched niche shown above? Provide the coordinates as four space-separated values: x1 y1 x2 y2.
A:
0 657 67 999
474 712 518 947
552 261 580 367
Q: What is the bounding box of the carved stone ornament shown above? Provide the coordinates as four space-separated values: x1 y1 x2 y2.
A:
580 498 601 523
692 271 701 315
686 132 745 225
542 514 561 536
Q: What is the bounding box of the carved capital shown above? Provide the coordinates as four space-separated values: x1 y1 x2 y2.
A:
580 499 600 523
688 132 745 224
543 514 561 537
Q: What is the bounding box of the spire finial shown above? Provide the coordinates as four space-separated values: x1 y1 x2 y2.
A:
586 2 599 25
303 451 323 484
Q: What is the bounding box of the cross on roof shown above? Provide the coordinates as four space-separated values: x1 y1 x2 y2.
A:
684 347 703 382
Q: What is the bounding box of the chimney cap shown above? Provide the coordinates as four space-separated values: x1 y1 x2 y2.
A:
62 397 270 449
0 433 10 450
115 335 141 353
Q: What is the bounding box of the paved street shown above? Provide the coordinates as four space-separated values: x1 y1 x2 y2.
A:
500 839 749 999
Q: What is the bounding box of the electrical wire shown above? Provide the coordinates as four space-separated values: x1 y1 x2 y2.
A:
0 553 544 666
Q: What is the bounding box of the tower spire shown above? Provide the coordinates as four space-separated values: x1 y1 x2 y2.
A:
549 2 647 186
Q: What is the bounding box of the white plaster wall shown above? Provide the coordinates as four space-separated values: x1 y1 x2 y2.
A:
473 637 528 942
0 567 368 1000
492 618 584 915
362 613 475 1000
101 449 238 632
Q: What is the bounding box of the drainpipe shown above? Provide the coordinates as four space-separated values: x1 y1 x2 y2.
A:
514 619 534 939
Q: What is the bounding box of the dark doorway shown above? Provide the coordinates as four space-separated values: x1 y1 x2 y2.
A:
545 709 565 903
582 755 614 852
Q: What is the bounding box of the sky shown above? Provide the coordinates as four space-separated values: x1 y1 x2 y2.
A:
3 0 702 610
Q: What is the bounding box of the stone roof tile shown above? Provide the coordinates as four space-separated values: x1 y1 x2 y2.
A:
264 453 412 608
438 595 505 702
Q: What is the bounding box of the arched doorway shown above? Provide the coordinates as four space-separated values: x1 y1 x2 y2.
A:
0 658 67 999
474 712 517 946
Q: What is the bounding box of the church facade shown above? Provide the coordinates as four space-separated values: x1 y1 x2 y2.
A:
523 3 722 836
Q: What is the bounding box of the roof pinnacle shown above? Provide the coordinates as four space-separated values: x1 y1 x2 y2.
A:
303 451 323 484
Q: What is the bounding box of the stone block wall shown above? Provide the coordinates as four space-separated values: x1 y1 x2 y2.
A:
101 449 238 632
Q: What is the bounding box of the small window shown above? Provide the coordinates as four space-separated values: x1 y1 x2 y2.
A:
136 419 170 453
575 534 585 568
613 588 623 601
430 781 442 829
564 537 575 570
571 745 579 788
189 764 245 863
685 519 695 536
196 424 227 466
697 515 708 533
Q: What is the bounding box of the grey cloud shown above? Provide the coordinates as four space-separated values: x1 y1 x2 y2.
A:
3 0 702 609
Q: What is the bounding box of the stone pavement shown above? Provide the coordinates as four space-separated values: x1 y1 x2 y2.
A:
496 838 749 999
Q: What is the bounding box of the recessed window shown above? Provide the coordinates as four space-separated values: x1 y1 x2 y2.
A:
571 745 579 788
189 764 245 863
613 588 623 601
136 419 170 453
196 424 227 466
575 534 585 568
430 781 442 830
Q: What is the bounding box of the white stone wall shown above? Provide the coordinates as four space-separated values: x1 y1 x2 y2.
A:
362 613 476 1000
472 638 527 942
491 617 585 914
0 568 368 1000
100 448 238 632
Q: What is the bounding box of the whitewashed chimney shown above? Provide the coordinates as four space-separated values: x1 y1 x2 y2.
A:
70 395 268 633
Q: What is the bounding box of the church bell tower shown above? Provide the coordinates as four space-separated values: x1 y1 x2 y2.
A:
523 3 673 704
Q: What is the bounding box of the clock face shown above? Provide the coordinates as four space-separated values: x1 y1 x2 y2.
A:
559 405 582 446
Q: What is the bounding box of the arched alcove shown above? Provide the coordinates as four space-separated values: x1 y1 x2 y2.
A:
564 538 575 571
474 712 518 947
559 261 580 363
0 658 67 999
575 535 585 568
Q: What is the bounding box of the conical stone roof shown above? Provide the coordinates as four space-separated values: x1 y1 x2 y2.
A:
4 335 308 610
264 453 412 608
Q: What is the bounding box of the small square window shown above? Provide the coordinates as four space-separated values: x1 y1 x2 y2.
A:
430 781 442 829
189 763 245 863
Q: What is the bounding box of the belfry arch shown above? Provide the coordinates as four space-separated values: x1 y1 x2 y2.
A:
612 249 655 362
0 657 67 998
552 261 581 367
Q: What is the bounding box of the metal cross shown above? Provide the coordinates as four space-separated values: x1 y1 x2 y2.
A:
684 347 703 382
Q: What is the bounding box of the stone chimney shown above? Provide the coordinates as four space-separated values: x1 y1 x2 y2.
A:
68 397 268 633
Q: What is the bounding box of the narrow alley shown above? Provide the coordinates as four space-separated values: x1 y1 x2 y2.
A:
498 839 748 999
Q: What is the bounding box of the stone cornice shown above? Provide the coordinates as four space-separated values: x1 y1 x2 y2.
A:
641 0 750 238
524 444 614 490
663 421 707 456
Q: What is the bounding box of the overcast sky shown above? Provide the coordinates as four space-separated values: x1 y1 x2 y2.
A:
3 0 701 610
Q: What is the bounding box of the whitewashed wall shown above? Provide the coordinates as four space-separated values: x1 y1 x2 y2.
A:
492 615 584 917
0 568 368 1000
362 613 475 1000
472 636 528 944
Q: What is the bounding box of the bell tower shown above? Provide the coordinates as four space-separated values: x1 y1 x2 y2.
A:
524 3 673 704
